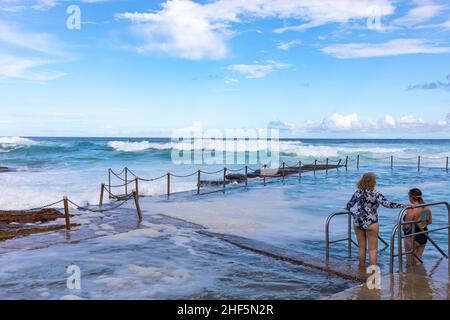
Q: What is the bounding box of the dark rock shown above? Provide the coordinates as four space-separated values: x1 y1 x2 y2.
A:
0 208 65 224
0 167 10 173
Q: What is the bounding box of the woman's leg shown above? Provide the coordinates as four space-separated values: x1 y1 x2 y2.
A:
415 244 426 265
404 236 414 267
354 225 367 267
366 223 379 266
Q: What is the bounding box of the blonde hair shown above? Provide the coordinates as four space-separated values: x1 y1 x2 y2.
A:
357 173 376 191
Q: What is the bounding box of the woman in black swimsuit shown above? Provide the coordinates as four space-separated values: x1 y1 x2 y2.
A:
403 188 432 266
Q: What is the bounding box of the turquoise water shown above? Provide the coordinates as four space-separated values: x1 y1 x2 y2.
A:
1 137 450 299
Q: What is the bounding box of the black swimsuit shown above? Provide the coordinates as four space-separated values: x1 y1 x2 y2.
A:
403 209 429 246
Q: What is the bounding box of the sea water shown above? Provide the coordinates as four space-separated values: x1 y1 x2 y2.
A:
0 137 449 299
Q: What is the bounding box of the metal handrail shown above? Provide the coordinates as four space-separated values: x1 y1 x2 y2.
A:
326 211 357 258
389 201 450 273
326 210 390 259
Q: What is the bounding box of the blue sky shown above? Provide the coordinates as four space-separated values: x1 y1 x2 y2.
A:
1 0 450 138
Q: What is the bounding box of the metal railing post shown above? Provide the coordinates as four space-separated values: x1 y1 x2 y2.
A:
398 216 403 272
314 160 317 175
390 225 397 274
63 196 71 230
167 173 171 199
357 155 360 169
345 156 348 170
326 158 329 175
197 170 201 195
418 156 421 172
282 162 286 182
391 155 394 169
99 183 105 207
348 211 352 256
446 157 449 173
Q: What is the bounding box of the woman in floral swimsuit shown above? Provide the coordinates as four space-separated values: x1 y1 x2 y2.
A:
346 173 407 268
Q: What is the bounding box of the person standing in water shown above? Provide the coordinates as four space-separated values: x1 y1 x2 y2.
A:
403 188 432 266
346 173 407 268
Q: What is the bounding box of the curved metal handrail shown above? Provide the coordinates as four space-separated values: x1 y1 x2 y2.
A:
326 211 357 258
390 201 450 273
326 210 390 259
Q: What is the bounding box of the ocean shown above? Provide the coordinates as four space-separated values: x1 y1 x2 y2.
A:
1 137 450 299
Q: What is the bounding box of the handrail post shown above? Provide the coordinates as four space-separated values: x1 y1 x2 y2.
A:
345 156 348 170
314 160 317 175
398 211 404 272
99 183 105 207
326 217 330 259
282 162 286 182
223 167 227 194
348 211 352 256
135 177 139 198
446 157 449 173
263 164 267 186
167 173 171 200
357 155 360 170
125 167 128 195
391 155 394 169
197 170 201 195
63 196 71 230
133 191 142 222
245 166 248 189
418 156 421 172
326 158 329 175
390 225 397 274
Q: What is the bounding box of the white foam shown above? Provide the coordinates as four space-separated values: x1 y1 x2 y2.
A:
0 136 38 152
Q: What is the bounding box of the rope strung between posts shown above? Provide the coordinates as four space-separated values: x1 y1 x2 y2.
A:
138 174 168 182
170 172 198 178
200 168 226 175
13 199 66 212
68 198 132 213
109 179 135 188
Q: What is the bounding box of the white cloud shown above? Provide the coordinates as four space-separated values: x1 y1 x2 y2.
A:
392 0 446 26
0 54 66 81
0 21 69 57
227 60 291 78
399 115 425 127
272 112 450 135
322 38 450 59
321 113 361 130
117 1 230 60
117 0 396 60
276 39 301 51
0 21 69 81
383 114 396 127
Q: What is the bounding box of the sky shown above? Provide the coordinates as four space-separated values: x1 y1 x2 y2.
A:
0 0 450 138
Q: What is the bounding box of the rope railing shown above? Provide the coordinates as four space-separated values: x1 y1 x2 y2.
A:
105 154 449 201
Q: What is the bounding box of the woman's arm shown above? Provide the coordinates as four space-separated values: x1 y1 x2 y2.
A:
427 209 433 225
378 193 405 209
346 191 359 210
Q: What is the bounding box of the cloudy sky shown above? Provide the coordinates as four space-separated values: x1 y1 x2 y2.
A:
1 0 450 137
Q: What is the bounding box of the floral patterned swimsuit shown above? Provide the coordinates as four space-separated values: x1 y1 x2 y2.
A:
346 189 404 230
